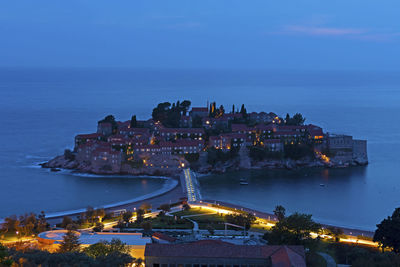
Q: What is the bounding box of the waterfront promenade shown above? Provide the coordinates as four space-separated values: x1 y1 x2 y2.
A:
46 179 184 225
3 168 377 248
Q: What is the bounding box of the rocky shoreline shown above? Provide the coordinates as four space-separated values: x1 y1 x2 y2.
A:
41 153 368 177
40 155 181 178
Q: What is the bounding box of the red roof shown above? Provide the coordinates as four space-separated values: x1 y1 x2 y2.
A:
144 240 305 266
270 246 306 267
255 124 276 131
76 133 102 139
152 232 177 243
231 124 252 132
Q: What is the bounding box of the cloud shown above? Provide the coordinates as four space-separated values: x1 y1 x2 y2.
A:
283 25 366 36
270 24 400 42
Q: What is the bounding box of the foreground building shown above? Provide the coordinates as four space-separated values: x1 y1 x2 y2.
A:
144 240 306 267
38 230 151 259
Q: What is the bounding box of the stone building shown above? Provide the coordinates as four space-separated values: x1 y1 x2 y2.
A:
97 121 113 136
327 134 368 164
190 107 209 118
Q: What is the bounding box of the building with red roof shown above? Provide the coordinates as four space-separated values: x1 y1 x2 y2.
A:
118 126 150 137
97 121 113 136
75 133 103 149
209 133 249 151
159 128 204 141
144 240 306 267
151 232 177 244
91 146 122 173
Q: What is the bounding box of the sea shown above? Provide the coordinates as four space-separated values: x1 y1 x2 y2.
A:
0 68 399 230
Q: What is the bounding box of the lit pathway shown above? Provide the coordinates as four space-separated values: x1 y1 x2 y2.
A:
191 202 380 248
181 168 201 203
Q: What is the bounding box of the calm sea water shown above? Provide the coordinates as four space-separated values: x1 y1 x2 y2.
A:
0 68 399 230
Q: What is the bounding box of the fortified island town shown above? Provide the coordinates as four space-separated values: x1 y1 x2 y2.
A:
3 102 397 266
44 100 368 176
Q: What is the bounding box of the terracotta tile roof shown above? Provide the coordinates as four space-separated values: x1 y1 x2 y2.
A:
270 246 306 267
145 240 306 265
152 232 177 243
231 124 253 132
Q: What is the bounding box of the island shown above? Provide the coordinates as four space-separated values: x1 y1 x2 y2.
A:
42 100 368 176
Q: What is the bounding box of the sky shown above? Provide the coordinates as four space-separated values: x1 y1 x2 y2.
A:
0 0 400 71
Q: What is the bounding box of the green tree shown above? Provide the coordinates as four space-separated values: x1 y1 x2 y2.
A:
93 222 104 232
264 212 321 246
108 238 131 255
84 242 109 258
140 203 152 213
159 204 171 213
98 115 118 133
97 252 134 266
374 207 400 253
37 211 48 233
84 238 130 259
285 113 306 126
141 221 152 232
130 115 137 128
274 205 286 222
96 208 106 221
326 226 344 242
135 209 145 224
58 230 81 253
240 104 247 118
225 213 256 231
1 215 20 234
85 206 95 224
122 211 133 225
61 216 73 229
180 100 191 113
0 243 12 266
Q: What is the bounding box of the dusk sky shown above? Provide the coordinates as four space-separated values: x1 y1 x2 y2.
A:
1 0 400 70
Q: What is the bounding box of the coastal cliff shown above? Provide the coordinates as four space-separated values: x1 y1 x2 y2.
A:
42 149 368 177
41 155 183 178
